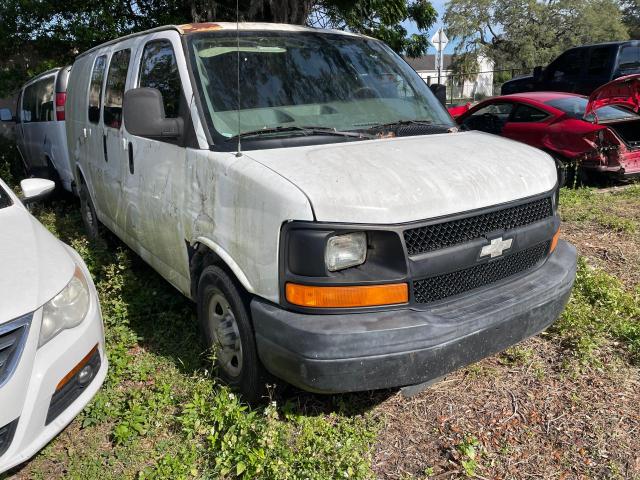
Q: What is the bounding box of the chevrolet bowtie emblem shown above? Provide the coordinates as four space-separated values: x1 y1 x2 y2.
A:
480 237 513 258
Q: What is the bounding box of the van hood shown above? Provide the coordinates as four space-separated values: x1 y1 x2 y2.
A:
245 131 557 224
586 74 640 121
0 204 75 323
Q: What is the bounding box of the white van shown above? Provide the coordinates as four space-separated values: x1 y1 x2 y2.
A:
66 23 577 400
14 67 74 192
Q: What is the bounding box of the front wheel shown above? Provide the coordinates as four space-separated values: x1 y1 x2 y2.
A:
197 265 268 403
79 182 101 240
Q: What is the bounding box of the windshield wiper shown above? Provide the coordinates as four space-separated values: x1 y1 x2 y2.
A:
364 119 444 130
225 125 373 142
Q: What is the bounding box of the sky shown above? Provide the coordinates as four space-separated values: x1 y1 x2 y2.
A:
403 0 458 54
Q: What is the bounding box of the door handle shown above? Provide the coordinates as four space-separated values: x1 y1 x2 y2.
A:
128 142 134 174
103 134 108 163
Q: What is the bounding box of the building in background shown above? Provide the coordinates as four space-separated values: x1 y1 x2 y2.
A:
404 54 495 104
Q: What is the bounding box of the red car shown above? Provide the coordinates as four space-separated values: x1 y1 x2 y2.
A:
456 75 640 184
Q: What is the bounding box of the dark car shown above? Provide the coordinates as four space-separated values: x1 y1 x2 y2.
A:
502 41 640 96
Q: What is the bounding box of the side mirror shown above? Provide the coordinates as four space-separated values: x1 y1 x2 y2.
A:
0 108 13 122
124 88 183 140
429 83 447 107
20 178 55 204
533 66 543 83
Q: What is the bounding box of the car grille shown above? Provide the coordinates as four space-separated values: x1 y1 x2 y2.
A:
404 197 553 256
0 314 31 388
413 241 551 304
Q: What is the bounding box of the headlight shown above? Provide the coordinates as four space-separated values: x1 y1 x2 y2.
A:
325 232 367 272
39 266 90 347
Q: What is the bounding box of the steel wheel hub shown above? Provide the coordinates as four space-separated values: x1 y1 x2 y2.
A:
207 289 243 377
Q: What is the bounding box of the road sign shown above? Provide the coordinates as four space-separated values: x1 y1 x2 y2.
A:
431 29 448 52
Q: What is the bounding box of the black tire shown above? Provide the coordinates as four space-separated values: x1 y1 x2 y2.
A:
79 181 101 240
197 265 268 403
554 159 568 188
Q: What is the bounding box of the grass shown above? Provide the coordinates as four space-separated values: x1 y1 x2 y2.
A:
9 202 378 479
560 186 640 233
1 155 639 478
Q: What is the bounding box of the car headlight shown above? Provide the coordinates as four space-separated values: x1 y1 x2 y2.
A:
325 232 367 272
38 266 90 347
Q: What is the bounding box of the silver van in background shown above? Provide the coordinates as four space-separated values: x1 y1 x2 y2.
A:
15 66 74 192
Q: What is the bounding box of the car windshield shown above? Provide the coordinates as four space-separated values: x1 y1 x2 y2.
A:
187 30 454 144
0 183 12 209
546 97 639 122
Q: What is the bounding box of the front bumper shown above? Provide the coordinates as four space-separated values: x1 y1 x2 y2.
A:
0 250 107 474
252 240 577 393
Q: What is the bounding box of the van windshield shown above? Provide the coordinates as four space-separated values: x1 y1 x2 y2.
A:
0 184 12 209
187 30 454 145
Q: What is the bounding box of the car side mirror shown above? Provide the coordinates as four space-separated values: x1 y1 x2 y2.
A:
533 66 543 83
20 178 55 204
0 108 13 122
123 88 183 140
429 84 447 107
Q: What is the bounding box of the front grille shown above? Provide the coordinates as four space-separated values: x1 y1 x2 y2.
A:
404 197 553 256
0 314 31 387
413 241 550 304
0 418 19 458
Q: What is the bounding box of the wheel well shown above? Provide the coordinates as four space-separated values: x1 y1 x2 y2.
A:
187 242 245 301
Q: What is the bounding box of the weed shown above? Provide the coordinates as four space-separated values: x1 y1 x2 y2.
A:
551 258 640 363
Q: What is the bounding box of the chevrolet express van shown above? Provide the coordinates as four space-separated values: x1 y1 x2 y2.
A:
15 67 74 192
66 23 577 400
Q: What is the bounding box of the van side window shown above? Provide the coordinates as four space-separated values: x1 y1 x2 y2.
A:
104 49 131 129
22 83 37 123
138 40 181 118
618 46 640 72
89 55 107 123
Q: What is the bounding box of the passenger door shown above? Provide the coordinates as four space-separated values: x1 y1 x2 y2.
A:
101 48 132 225
461 102 515 136
502 103 552 148
122 34 191 281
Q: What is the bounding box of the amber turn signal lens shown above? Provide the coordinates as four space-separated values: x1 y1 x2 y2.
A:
550 228 560 253
286 283 409 308
56 344 98 391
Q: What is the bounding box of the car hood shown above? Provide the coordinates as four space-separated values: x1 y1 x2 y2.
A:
0 204 75 323
586 74 640 121
245 131 557 224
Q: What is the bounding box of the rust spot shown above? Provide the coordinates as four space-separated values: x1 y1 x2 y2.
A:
178 23 223 34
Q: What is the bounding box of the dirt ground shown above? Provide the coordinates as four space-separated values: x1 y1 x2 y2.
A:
370 187 640 480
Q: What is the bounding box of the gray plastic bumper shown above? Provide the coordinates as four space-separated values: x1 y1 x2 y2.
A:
251 240 577 393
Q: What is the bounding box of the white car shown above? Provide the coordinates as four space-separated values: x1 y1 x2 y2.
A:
0 178 107 473
66 23 576 401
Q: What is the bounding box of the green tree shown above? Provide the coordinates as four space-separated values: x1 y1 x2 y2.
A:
444 0 629 70
0 0 437 96
621 0 640 38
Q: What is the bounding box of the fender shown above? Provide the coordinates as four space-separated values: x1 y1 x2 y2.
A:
192 236 255 295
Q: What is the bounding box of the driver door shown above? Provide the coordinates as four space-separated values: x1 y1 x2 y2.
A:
461 102 515 136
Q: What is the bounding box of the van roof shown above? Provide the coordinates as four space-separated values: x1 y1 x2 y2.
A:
76 22 362 60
